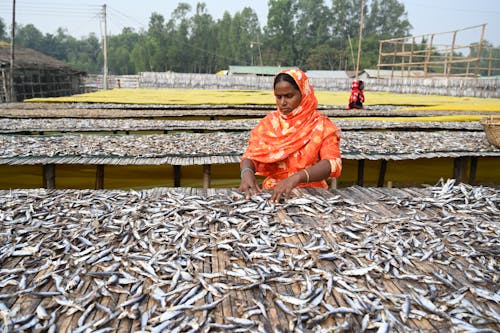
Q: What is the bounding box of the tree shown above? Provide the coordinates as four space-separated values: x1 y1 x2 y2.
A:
330 0 363 40
190 3 217 72
305 44 346 70
146 12 169 72
264 0 298 66
108 28 141 74
165 3 192 72
365 0 411 38
215 12 233 70
2 0 433 75
228 8 261 67
64 33 101 73
294 0 332 67
0 18 8 41
15 24 44 51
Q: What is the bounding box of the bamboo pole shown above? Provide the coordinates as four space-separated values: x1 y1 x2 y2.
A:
401 41 406 76
377 160 387 187
95 164 104 189
9 0 16 102
487 47 492 77
173 165 181 187
424 35 434 77
474 24 486 77
446 31 457 77
202 164 211 189
453 157 468 183
357 160 365 186
43 164 55 189
355 0 364 79
408 37 415 77
377 41 383 79
469 157 477 185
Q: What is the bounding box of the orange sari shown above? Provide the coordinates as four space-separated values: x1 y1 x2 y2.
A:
242 68 342 189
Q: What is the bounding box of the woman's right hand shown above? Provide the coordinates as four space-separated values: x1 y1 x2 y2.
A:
238 172 261 199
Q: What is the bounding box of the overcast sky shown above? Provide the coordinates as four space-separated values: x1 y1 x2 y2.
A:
0 0 498 47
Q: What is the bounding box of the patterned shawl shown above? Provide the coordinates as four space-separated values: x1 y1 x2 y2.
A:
242 68 339 175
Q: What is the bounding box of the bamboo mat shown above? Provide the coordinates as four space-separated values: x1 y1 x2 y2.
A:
0 118 484 133
0 131 498 166
1 103 498 119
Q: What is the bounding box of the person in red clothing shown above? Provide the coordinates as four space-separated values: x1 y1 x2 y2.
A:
348 80 365 109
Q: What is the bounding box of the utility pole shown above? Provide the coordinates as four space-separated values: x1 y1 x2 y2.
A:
251 34 263 66
101 4 108 90
355 0 364 79
9 0 16 102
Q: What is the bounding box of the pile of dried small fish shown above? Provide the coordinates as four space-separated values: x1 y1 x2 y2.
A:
0 119 258 133
0 179 498 332
0 131 497 160
0 118 482 133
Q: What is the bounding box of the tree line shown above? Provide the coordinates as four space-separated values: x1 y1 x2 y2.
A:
0 0 497 76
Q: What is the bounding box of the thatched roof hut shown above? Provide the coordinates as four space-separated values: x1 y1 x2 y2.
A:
0 43 86 102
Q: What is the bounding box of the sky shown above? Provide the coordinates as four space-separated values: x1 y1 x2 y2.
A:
0 0 499 47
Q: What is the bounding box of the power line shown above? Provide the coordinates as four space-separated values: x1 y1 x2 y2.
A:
107 6 147 30
0 1 101 37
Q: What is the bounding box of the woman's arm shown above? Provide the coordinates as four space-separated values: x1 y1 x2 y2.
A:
270 159 332 202
238 158 261 198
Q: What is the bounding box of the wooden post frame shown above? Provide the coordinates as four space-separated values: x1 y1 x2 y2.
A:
42 164 55 189
377 160 387 187
357 160 365 186
95 164 105 189
202 164 211 189
173 165 181 187
453 157 468 183
469 157 478 185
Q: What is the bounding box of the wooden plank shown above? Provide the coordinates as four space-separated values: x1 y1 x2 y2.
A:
469 156 477 184
42 164 56 189
357 160 365 186
95 164 104 189
173 165 181 187
203 164 211 189
377 159 387 187
453 156 468 182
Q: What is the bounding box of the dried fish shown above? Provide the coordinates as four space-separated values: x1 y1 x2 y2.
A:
0 181 497 332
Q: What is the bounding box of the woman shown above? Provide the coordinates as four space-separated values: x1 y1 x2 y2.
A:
239 68 342 202
348 80 365 109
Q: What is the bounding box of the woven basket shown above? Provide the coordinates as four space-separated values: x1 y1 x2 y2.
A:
480 116 500 148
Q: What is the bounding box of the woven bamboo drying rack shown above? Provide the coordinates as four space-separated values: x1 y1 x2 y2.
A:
480 115 500 147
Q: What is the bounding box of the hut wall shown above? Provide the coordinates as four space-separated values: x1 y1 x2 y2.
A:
0 67 84 102
83 73 500 98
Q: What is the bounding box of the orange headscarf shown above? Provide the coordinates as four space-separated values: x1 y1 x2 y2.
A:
242 68 341 189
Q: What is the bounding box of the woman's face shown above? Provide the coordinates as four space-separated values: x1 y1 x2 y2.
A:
274 80 302 115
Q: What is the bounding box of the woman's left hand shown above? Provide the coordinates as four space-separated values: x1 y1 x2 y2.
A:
271 173 302 203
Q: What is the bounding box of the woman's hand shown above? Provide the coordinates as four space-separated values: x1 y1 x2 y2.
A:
271 172 302 203
238 172 261 199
